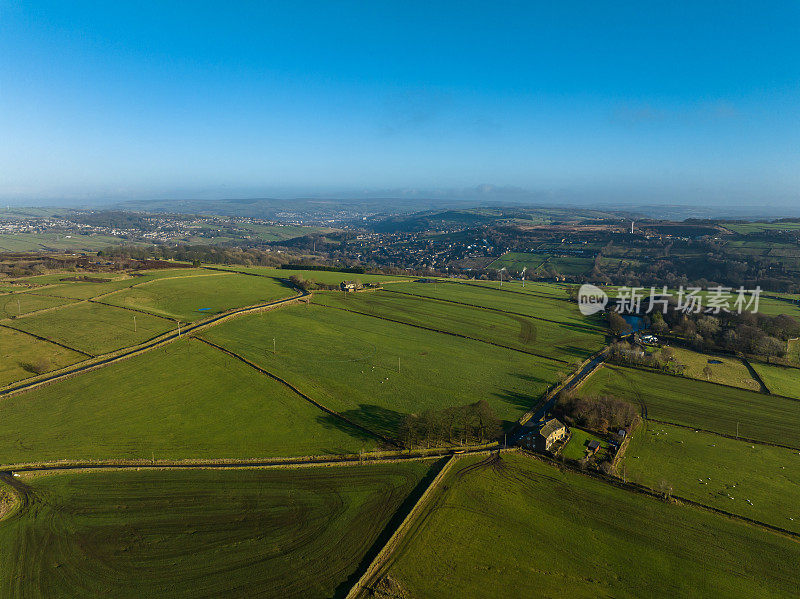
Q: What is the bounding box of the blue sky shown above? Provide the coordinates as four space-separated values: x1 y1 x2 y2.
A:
1 1 798 206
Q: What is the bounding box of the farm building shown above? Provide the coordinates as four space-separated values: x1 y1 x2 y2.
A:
340 280 363 292
587 440 601 454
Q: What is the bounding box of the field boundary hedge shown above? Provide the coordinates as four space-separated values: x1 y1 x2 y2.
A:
313 300 569 364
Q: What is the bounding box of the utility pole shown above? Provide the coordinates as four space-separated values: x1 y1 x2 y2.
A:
273 338 276 354
736 421 739 439
398 357 401 373
133 315 137 333
17 297 21 314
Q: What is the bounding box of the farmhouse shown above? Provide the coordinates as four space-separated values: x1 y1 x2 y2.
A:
340 280 363 292
519 418 567 452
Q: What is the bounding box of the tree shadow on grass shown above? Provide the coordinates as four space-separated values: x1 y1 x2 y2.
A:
493 388 543 413
316 403 407 446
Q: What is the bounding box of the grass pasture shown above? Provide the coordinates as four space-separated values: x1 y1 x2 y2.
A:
0 292 78 318
669 347 759 390
623 422 800 534
489 251 594 275
213 265 415 285
580 365 800 448
202 303 566 439
0 327 85 387
102 272 294 321
313 286 605 363
384 453 800 598
10 301 174 355
0 337 369 465
749 362 800 399
0 463 433 598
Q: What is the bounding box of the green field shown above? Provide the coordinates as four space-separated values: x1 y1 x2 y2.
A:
202 303 566 438
0 462 432 598
749 361 800 399
0 327 85 387
0 292 78 318
0 338 370 464
580 365 800 448
489 251 594 275
669 347 759 390
10 301 175 355
101 272 294 321
213 265 416 285
312 286 604 363
623 422 800 534
464 279 572 300
382 453 799 598
0 232 140 252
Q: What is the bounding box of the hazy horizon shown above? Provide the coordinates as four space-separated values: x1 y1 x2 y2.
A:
2 2 798 207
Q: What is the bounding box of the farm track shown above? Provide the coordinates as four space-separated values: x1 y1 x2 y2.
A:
0 289 307 398
194 336 398 447
313 301 570 364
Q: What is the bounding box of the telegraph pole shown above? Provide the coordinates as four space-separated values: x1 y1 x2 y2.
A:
133 315 137 333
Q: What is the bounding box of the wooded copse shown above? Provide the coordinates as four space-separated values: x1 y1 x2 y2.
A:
399 399 502 449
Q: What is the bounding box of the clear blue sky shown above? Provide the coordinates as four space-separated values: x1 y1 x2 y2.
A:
1 1 798 206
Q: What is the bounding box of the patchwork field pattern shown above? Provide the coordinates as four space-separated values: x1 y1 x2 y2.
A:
580 365 800 448
0 338 370 464
382 453 799 598
202 303 566 438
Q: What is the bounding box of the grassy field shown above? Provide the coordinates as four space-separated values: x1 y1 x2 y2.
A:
213 265 415 285
463 279 572 300
383 453 799 598
622 422 800 534
749 361 800 399
202 303 566 438
0 338 370 464
668 347 759 390
10 301 175 355
311 289 603 363
0 292 78 318
101 272 294 321
561 428 606 461
0 327 85 387
0 462 433 598
580 365 800 448
489 251 594 275
387 280 594 324
0 232 139 252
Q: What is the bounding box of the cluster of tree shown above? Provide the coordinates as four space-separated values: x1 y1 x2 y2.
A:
101 245 298 267
287 275 342 292
654 308 798 359
553 390 639 433
606 342 685 375
399 399 502 448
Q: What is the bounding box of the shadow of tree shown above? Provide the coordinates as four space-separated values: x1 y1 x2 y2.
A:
316 403 407 444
